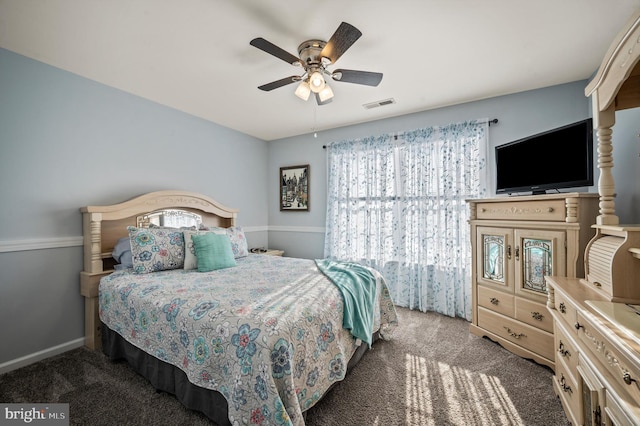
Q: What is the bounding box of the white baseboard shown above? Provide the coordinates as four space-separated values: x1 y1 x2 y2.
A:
0 338 85 375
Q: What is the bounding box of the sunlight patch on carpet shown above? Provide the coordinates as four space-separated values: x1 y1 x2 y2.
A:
404 353 524 425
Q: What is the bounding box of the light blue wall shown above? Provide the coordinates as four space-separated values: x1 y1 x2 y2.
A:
611 108 640 224
0 48 269 238
2 46 638 366
268 81 605 259
0 48 269 364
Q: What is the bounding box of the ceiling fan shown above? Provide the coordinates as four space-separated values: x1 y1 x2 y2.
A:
250 22 383 105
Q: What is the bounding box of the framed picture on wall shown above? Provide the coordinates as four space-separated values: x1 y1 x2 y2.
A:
280 165 309 211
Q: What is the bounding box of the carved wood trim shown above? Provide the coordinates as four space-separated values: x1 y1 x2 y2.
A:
565 198 578 223
585 10 640 225
81 190 238 222
585 10 640 112
582 325 629 386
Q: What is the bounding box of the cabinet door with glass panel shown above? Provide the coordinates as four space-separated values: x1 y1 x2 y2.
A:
476 226 515 292
477 226 565 300
513 229 566 303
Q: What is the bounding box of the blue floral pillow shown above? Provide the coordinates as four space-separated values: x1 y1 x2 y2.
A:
226 226 249 258
199 225 249 258
127 226 185 274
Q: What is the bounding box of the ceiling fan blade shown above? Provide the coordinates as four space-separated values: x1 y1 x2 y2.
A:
331 69 383 86
320 22 362 64
250 37 302 66
258 76 299 91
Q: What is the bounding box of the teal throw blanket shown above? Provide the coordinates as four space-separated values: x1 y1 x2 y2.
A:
315 259 377 347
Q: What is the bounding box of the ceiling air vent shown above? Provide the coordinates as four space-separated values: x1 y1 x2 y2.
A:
363 98 396 110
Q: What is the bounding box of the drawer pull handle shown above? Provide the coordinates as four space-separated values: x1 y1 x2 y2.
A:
559 374 573 395
559 303 566 314
623 372 637 386
507 245 512 260
531 311 543 321
490 297 499 305
504 327 526 339
593 281 601 287
558 341 571 358
515 246 520 261
547 207 554 213
575 322 584 331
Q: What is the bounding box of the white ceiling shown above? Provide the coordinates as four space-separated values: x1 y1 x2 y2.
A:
1 0 639 141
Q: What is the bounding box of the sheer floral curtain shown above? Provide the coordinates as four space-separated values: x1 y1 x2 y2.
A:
324 121 488 319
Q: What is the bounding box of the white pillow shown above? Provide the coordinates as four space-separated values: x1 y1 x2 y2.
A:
199 225 249 259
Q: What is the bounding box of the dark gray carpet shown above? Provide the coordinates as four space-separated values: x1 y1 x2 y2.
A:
0 308 569 425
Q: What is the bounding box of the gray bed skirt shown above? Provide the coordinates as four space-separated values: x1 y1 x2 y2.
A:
101 323 376 425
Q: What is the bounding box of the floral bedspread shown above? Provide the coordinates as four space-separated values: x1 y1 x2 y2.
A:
99 254 398 426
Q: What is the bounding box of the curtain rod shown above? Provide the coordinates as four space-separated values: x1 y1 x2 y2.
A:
323 118 498 148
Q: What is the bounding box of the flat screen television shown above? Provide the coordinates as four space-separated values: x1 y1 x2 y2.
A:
495 118 594 195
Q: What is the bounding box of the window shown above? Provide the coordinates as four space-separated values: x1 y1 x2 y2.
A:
324 121 488 319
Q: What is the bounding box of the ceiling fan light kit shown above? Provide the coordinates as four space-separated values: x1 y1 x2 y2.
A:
309 71 325 93
318 85 334 103
294 81 311 101
250 22 383 105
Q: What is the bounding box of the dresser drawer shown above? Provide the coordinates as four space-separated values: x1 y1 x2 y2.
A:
553 289 579 332
553 361 583 425
515 297 553 332
478 285 514 317
476 199 567 221
554 320 579 376
604 388 640 426
576 311 640 406
478 307 554 360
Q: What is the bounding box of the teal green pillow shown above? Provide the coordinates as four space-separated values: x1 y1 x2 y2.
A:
191 233 237 272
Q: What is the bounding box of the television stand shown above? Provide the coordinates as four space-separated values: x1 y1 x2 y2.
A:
467 192 599 369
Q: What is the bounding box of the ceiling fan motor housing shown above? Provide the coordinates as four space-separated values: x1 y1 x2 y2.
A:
298 40 327 68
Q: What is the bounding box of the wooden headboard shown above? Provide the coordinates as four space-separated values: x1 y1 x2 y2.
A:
79 190 239 349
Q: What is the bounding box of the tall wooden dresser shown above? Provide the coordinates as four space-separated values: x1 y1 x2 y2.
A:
546 226 640 424
544 8 640 425
468 193 599 369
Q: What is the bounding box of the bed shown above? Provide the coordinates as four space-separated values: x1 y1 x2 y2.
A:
79 190 398 426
